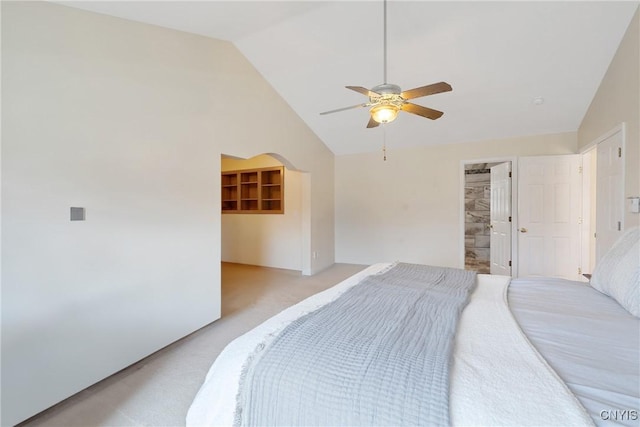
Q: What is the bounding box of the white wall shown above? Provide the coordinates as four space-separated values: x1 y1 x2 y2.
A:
578 7 639 229
221 155 303 270
335 132 577 267
1 3 334 425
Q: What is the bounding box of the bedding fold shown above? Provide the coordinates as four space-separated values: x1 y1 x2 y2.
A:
235 263 476 427
451 274 595 426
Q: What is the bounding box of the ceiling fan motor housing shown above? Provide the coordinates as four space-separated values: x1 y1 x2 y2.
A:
370 83 405 113
371 83 401 95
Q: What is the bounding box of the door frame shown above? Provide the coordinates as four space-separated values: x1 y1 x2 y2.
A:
460 156 519 276
579 122 626 272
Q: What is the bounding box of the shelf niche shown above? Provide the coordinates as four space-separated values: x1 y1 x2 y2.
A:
222 166 284 214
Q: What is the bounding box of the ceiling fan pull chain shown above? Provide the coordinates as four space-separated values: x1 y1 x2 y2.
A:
382 126 387 161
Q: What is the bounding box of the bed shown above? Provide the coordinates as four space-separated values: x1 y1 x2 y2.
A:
187 228 639 426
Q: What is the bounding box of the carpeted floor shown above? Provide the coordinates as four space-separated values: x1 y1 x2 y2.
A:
19 262 366 427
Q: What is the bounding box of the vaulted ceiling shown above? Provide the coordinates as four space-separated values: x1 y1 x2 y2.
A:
57 1 639 155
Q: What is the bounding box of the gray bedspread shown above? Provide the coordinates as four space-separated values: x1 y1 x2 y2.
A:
235 263 477 426
509 277 640 426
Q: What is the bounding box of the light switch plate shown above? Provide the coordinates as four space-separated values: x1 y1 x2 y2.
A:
70 207 85 221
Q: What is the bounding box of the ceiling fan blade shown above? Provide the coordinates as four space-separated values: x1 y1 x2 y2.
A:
346 86 378 97
401 102 444 120
320 103 369 115
366 116 380 128
400 82 452 100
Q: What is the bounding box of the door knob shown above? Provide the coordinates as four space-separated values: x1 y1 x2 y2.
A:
519 227 528 233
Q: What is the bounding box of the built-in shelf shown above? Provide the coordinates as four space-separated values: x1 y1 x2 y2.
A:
221 166 284 214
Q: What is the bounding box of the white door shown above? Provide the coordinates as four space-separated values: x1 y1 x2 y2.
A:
596 130 625 263
518 155 582 280
490 162 512 275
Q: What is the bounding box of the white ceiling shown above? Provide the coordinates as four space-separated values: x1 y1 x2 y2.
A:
56 1 639 155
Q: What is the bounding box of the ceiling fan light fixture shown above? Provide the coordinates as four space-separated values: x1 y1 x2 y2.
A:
319 0 452 127
370 104 399 124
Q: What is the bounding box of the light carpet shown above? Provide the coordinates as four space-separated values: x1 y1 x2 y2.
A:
18 262 366 427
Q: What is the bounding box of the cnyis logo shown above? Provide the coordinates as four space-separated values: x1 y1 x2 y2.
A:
600 410 638 421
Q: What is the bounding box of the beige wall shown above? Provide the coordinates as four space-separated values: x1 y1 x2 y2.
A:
221 155 303 270
578 7 640 229
335 132 577 266
1 2 333 425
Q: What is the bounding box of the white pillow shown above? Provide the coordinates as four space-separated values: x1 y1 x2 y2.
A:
590 226 640 317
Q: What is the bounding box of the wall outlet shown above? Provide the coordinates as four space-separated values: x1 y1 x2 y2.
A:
312 251 318 259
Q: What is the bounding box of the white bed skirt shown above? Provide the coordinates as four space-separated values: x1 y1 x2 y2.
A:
187 263 593 426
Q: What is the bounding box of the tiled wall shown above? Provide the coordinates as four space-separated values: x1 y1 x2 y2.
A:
464 164 491 273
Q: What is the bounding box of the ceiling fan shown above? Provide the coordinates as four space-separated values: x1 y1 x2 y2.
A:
320 0 452 128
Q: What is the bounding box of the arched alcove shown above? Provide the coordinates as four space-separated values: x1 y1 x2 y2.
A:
220 153 312 275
